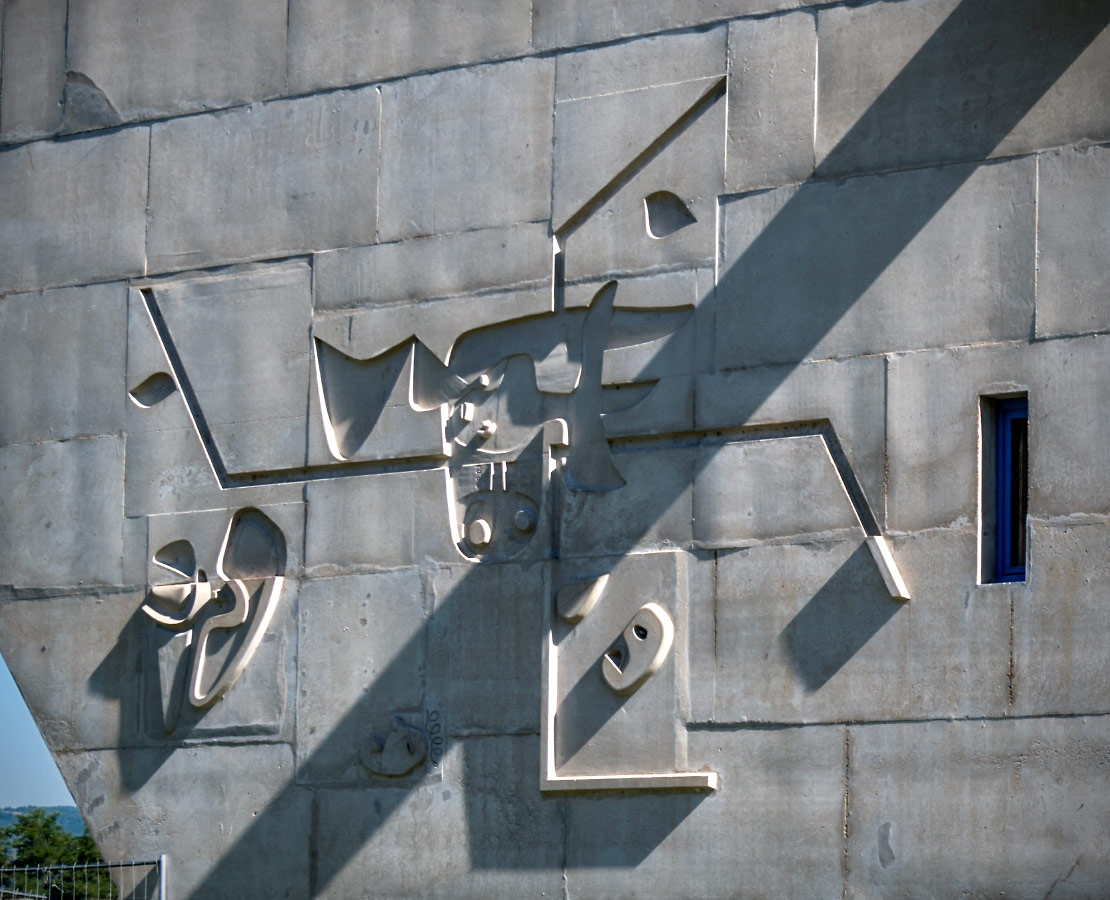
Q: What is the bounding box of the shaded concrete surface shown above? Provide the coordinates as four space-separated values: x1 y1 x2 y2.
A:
1 0 1108 897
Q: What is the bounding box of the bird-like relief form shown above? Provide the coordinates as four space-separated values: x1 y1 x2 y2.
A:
314 280 694 563
141 508 287 710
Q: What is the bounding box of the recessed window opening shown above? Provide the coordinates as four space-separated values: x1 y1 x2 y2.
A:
981 394 1028 583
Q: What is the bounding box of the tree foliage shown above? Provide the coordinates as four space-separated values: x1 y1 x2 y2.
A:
0 808 116 899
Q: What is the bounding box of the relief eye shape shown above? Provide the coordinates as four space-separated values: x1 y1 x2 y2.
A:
128 371 177 408
602 602 675 695
643 190 697 239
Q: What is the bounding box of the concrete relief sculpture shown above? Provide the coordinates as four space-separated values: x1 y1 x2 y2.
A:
359 715 429 777
315 278 692 563
602 603 674 696
556 574 608 623
119 70 911 791
141 508 287 725
2 7 1106 897
543 552 709 790
128 371 178 408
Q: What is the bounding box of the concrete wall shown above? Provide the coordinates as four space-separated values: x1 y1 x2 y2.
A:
1 1 1109 897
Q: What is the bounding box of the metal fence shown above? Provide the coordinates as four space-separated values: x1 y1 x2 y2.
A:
0 856 166 900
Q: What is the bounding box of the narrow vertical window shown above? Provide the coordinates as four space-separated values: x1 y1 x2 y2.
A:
995 398 1028 580
982 395 1028 582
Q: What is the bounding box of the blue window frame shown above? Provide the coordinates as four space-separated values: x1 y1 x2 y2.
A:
994 397 1028 582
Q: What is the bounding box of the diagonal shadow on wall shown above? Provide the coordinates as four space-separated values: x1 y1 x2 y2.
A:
169 2 1110 894
778 542 902 693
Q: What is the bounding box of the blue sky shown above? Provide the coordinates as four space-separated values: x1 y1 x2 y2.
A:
0 652 75 808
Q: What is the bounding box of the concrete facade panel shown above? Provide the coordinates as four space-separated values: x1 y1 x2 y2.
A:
532 0 805 51
565 727 845 898
378 58 554 242
122 419 304 518
558 446 694 558
149 264 314 475
0 0 67 142
120 419 220 516
65 0 287 128
716 157 1036 370
555 26 726 102
0 128 148 294
692 531 1008 724
887 345 1006 535
1012 521 1110 716
296 570 426 784
1032 334 1110 519
427 561 544 736
313 737 563 899
288 0 531 94
0 281 127 446
553 75 720 233
888 334 1110 535
304 473 418 574
60 744 311 900
1036 143 1110 338
696 355 887 528
138 588 299 744
314 223 552 313
559 85 725 281
816 0 1110 177
693 436 861 545
726 12 816 191
147 89 380 273
304 468 458 574
553 551 686 777
0 592 144 751
847 717 1110 898
0 437 124 589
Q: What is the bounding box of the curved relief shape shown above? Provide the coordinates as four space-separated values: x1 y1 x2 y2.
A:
140 508 287 711
153 538 197 579
450 427 551 563
446 355 545 456
643 190 696 239
144 571 214 630
602 602 674 695
188 576 284 710
360 717 429 777
314 337 410 461
218 507 288 580
556 574 608 623
128 372 177 408
459 489 540 557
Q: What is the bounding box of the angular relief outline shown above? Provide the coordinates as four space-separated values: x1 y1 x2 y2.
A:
540 75 906 792
133 73 910 792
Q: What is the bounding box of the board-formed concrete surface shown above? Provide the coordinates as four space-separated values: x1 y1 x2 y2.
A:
2 1 1110 897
